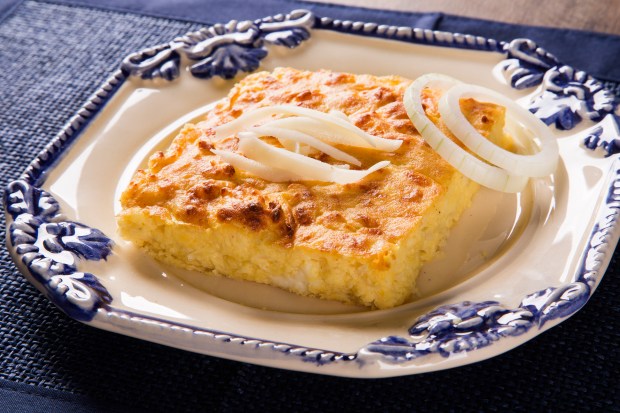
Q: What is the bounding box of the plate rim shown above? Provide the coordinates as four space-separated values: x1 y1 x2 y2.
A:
4 9 620 378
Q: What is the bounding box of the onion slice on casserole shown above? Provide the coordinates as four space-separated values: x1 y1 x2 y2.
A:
438 83 558 177
403 73 530 193
214 105 402 152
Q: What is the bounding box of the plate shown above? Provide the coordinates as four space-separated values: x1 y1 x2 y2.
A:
4 10 620 378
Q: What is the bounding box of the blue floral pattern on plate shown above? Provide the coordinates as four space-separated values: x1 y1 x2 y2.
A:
121 10 313 80
500 38 619 132
581 114 620 157
5 180 113 321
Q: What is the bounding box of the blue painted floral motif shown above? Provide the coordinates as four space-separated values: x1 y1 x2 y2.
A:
500 39 619 131
501 38 560 90
529 66 617 130
121 10 314 81
583 114 620 157
363 283 590 361
364 301 533 361
5 180 113 321
122 46 180 81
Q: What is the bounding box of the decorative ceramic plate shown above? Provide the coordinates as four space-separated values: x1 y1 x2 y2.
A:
4 10 620 378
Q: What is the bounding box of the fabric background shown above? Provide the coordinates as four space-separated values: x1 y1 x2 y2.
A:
0 1 619 411
42 0 620 83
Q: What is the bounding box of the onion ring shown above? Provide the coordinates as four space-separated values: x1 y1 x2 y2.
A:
403 73 529 193
438 84 558 177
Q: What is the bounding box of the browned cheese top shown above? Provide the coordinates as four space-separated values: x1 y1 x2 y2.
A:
120 68 505 257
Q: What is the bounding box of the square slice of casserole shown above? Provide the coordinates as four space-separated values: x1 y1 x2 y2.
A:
117 68 507 309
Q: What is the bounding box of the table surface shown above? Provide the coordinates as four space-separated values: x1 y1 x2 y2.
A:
314 0 620 35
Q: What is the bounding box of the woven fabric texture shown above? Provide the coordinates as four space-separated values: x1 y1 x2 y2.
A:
0 1 619 412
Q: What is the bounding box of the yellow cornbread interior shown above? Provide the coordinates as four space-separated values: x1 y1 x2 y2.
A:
117 68 507 309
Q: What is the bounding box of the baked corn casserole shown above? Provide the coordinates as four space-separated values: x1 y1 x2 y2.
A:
117 67 508 309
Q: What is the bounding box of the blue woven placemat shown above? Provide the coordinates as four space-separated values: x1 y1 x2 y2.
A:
1 1 619 412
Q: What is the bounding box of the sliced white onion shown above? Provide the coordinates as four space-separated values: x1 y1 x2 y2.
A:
263 116 364 148
237 135 390 185
329 109 351 122
439 84 558 177
238 130 314 156
403 73 529 193
251 124 362 166
280 139 316 156
214 104 402 152
211 149 302 182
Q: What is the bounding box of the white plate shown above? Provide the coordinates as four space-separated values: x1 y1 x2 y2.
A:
5 10 620 378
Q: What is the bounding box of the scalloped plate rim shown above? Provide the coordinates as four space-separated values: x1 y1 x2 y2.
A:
3 9 620 378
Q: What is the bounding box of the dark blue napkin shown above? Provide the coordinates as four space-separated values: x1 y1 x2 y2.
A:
28 0 620 83
0 1 618 412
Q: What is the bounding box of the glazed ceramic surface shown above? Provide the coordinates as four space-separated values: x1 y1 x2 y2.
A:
5 10 620 377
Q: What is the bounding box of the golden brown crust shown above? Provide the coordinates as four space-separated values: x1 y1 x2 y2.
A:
120 68 500 258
